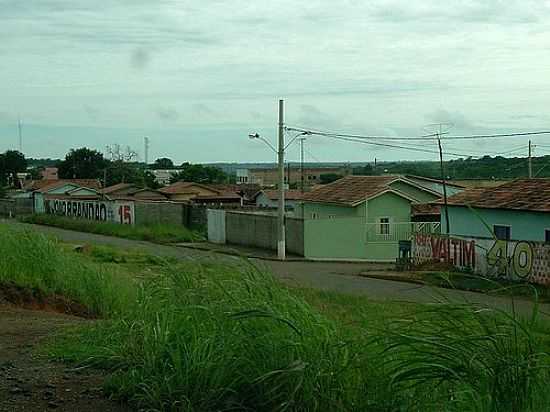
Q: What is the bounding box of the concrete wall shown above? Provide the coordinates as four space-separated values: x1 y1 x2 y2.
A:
225 212 304 256
134 201 184 226
0 198 33 217
442 205 550 242
413 233 550 286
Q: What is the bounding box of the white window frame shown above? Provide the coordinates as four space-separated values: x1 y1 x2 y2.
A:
378 216 391 235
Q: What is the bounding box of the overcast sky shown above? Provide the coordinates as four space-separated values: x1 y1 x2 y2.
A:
2 0 550 164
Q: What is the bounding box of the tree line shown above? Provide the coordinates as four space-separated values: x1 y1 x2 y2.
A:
1 147 230 196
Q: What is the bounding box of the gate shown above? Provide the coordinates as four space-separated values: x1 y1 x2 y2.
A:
207 209 226 244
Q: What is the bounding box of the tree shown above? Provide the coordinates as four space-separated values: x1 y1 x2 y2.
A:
152 157 175 169
170 163 228 184
0 150 27 187
57 148 107 179
320 173 342 184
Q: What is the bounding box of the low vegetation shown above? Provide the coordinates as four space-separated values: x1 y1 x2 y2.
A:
1 225 549 411
21 214 201 244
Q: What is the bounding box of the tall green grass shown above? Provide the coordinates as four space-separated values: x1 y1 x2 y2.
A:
21 214 201 243
1 224 549 411
0 225 137 316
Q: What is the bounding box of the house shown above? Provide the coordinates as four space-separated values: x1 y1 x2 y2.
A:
150 169 178 186
159 181 242 205
441 179 550 242
101 183 168 201
253 190 303 210
33 181 101 213
298 175 448 261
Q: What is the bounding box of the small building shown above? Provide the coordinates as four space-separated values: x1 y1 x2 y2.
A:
101 183 168 201
236 166 350 188
253 189 304 210
441 179 550 242
149 169 178 186
159 181 242 205
298 175 447 261
33 181 101 213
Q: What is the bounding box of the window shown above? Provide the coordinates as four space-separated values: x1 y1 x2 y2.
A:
545 230 550 243
379 217 390 235
494 225 511 241
311 213 319 219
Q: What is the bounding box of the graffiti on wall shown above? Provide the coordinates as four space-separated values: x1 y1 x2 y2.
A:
413 234 550 285
44 199 134 225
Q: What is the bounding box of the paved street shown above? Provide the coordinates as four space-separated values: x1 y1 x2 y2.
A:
12 222 550 317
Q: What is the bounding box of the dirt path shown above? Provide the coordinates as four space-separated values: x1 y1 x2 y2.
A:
0 304 128 412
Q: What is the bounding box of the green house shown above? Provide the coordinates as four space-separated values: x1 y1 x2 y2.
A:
298 175 457 261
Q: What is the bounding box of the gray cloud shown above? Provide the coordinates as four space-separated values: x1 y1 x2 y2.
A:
130 48 151 70
156 107 179 122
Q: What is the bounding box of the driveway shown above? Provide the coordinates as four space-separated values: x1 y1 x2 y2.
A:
11 222 550 317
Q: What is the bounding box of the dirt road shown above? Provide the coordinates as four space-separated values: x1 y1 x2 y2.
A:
0 304 128 412
16 222 550 316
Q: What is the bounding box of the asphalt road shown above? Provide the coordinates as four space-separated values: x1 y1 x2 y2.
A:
12 222 550 317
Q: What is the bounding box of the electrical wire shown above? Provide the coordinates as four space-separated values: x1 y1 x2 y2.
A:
286 125 550 141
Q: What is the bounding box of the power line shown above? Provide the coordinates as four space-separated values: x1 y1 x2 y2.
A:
286 125 550 142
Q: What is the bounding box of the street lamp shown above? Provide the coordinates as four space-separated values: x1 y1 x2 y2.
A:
248 100 308 260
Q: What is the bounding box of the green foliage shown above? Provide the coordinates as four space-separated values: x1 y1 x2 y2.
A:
319 173 342 184
21 214 201 244
0 225 136 316
170 162 228 184
57 147 107 179
0 150 27 187
151 157 175 169
1 226 549 411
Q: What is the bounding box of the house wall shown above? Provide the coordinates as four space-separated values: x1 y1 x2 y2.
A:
256 193 298 210
302 192 416 261
442 205 550 242
389 181 440 203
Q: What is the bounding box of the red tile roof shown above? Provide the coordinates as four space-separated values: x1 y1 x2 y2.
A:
27 179 101 192
101 183 135 194
442 179 550 212
261 190 304 201
159 181 220 195
300 175 401 205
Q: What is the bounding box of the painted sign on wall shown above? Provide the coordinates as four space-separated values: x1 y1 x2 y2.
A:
44 199 135 225
413 234 550 285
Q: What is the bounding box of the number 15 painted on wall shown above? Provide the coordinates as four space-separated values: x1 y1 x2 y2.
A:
118 205 132 225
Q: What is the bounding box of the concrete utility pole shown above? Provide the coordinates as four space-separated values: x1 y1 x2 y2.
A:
277 99 286 260
144 137 150 165
528 140 533 178
437 124 451 236
299 137 306 192
17 118 23 153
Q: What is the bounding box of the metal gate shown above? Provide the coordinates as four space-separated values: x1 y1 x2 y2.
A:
207 209 226 244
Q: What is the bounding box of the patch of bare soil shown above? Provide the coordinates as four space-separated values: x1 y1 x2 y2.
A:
0 303 129 411
0 282 95 318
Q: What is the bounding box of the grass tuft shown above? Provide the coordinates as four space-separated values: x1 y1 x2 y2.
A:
21 214 201 244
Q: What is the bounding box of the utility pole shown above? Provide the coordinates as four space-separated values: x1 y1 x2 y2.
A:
277 99 286 260
528 140 533 178
17 118 23 153
437 124 450 236
299 137 306 192
144 137 150 165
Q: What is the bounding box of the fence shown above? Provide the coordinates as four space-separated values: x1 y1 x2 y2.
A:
0 198 33 217
211 211 305 256
413 233 550 286
366 222 441 243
